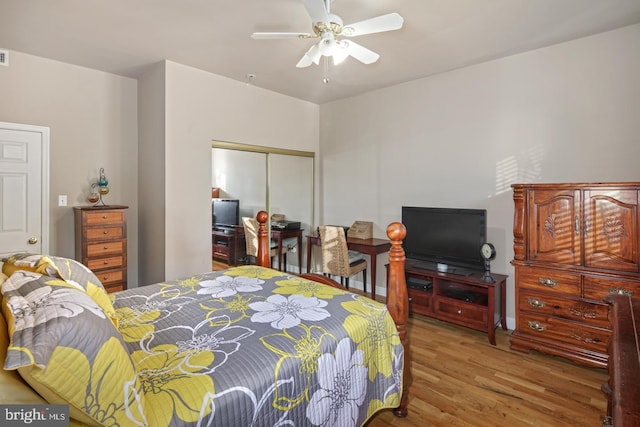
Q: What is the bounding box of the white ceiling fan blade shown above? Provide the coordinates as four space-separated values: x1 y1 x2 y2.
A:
251 32 312 40
296 44 321 68
342 13 404 36
344 40 379 64
302 0 329 25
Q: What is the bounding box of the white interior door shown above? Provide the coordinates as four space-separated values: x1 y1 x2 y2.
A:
0 122 49 257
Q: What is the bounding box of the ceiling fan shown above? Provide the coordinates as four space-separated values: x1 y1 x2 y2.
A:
251 0 404 68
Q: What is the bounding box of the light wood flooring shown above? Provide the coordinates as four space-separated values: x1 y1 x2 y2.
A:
367 315 607 427
212 261 608 426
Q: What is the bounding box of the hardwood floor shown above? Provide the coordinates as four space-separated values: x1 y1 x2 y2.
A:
368 315 608 427
212 260 608 426
212 259 231 271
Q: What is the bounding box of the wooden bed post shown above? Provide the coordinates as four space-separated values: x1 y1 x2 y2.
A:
255 211 271 268
386 222 410 417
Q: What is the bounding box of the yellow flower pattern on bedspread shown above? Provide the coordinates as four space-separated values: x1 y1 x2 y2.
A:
2 263 403 427
113 266 403 427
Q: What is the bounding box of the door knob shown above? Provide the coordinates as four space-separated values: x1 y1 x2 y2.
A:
28 237 38 244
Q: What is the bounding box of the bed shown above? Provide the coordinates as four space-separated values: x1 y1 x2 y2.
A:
0 211 410 426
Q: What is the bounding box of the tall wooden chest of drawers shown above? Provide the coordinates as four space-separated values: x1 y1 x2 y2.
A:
510 183 640 368
74 206 128 293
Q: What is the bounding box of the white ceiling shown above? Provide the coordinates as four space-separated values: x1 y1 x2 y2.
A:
2 0 640 104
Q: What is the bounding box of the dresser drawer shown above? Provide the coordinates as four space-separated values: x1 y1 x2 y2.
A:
86 226 125 241
408 289 432 316
583 275 640 301
516 266 581 296
518 289 610 328
84 210 125 225
87 240 125 257
87 255 125 271
435 298 488 329
213 245 230 257
517 312 610 353
103 282 125 293
94 269 125 285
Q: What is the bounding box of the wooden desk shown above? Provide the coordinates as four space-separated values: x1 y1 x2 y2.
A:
306 235 392 301
271 228 303 273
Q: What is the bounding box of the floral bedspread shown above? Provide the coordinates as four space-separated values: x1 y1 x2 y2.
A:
113 265 403 427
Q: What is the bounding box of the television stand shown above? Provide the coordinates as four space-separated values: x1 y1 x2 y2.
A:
212 226 246 266
393 258 508 345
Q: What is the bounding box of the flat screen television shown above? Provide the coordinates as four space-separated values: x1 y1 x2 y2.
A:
401 206 487 273
212 198 240 229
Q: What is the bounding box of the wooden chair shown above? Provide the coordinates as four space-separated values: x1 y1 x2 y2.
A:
318 225 367 291
242 216 288 271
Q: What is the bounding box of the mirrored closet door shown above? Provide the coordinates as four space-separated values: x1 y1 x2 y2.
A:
211 141 315 273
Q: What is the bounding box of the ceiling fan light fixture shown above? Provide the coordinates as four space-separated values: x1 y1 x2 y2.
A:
332 40 349 65
296 44 321 68
318 35 338 56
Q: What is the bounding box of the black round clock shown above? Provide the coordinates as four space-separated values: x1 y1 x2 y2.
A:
481 242 496 261
480 243 496 283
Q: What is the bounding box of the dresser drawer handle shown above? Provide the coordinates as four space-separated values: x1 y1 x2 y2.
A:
608 287 634 296
457 309 462 315
103 230 109 235
538 277 558 287
102 215 107 219
527 320 546 331
527 298 545 308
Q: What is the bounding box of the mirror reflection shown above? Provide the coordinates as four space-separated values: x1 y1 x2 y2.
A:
211 141 315 273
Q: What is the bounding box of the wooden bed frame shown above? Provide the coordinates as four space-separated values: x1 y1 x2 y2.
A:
253 210 411 417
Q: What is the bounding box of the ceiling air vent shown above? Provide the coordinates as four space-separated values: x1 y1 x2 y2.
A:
0 50 9 66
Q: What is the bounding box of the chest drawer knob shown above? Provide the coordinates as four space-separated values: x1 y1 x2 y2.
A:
538 277 558 287
457 309 462 315
609 287 634 296
527 320 546 331
527 298 545 308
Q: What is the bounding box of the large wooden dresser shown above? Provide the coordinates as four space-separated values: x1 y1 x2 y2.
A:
510 182 640 368
74 205 128 293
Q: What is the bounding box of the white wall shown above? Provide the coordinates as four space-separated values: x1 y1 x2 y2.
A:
0 50 139 285
137 62 167 285
140 61 320 282
319 24 640 327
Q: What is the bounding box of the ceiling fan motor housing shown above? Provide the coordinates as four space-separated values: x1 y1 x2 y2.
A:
313 13 343 35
